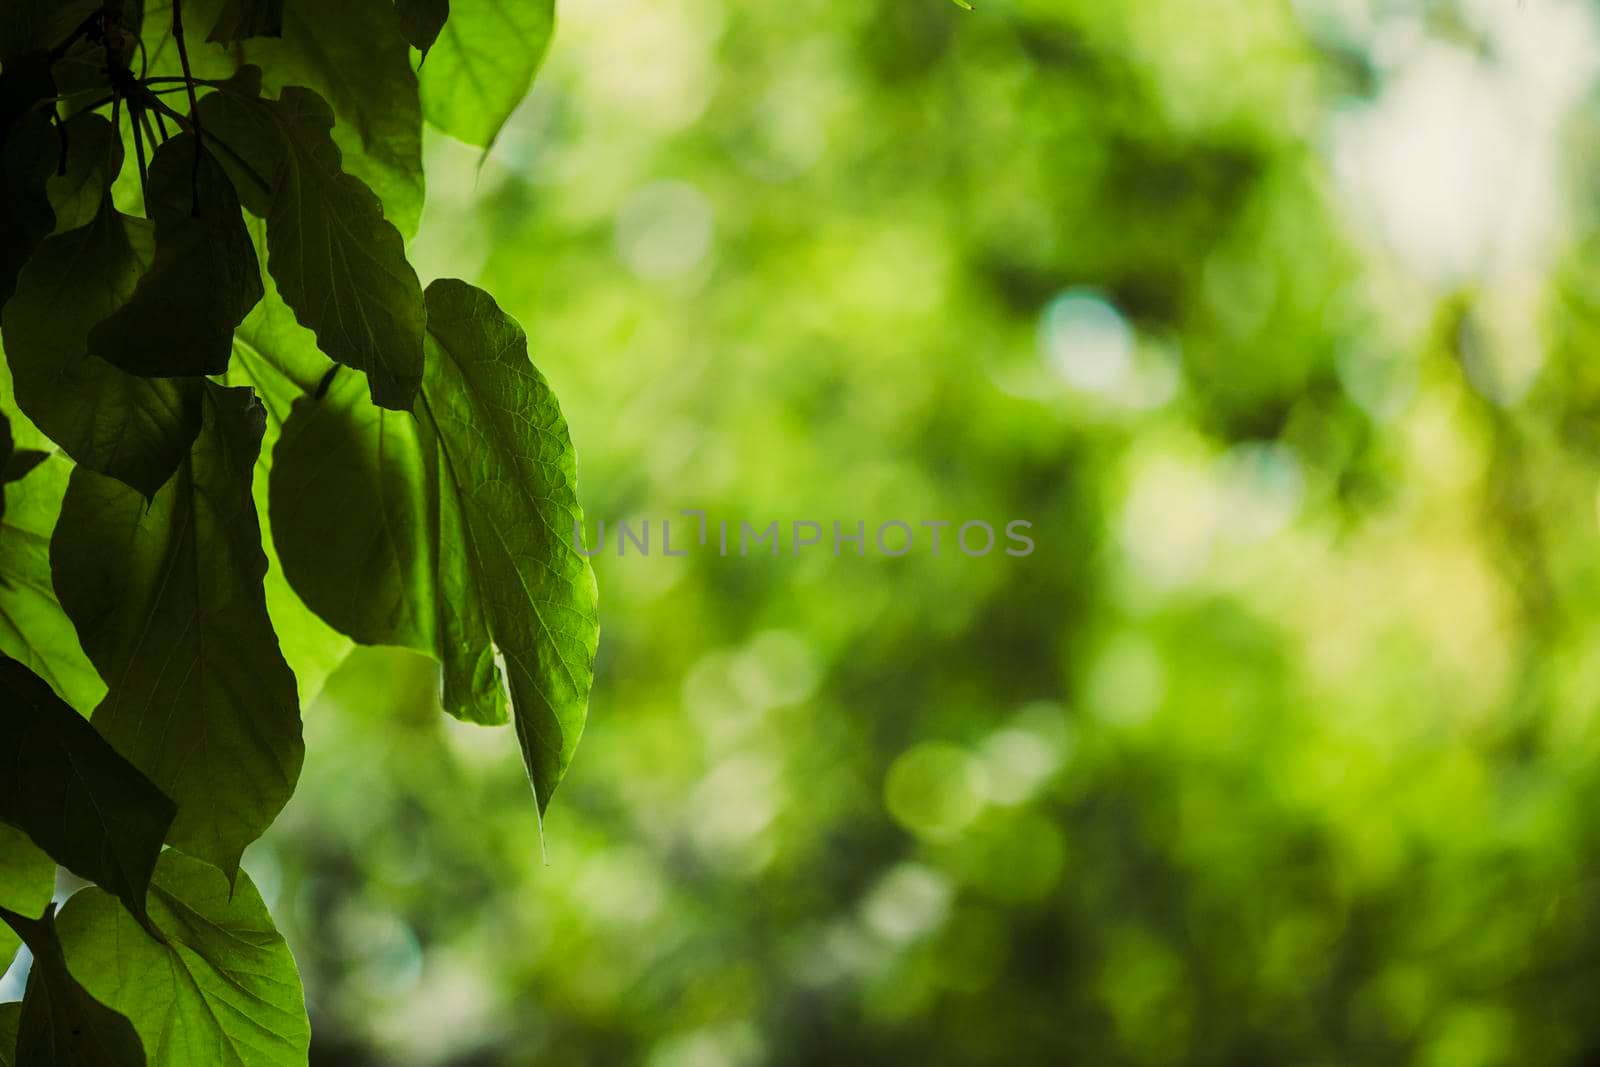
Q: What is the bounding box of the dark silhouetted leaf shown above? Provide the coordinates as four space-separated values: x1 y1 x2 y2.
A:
200 82 426 411
397 0 449 55
1 198 203 498
0 1000 18 1067
207 0 284 42
56 851 308 1067
0 111 55 309
420 0 553 149
0 905 146 1067
273 279 598 820
51 385 302 880
0 4 99 68
90 134 262 377
0 655 175 927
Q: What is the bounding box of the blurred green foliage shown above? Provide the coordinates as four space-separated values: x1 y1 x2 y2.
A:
201 0 1600 1063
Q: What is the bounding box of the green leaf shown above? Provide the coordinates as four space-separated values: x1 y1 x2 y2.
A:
0 655 176 928
422 280 597 811
90 134 263 377
273 279 598 817
271 363 507 724
43 112 121 235
56 851 309 1067
199 82 426 411
0 1000 18 1067
0 905 146 1067
207 0 284 41
0 198 203 498
396 0 449 55
0 826 53 920
0 449 106 714
0 825 54 966
419 0 554 150
51 385 303 880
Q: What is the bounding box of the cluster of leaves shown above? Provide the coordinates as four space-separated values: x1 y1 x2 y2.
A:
0 1 598 1063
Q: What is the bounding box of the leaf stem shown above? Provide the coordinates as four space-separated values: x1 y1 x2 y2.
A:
171 0 204 211
129 100 150 208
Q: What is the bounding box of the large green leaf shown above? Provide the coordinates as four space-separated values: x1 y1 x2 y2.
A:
422 279 597 812
0 198 203 498
273 279 598 817
0 655 175 927
419 0 554 150
51 385 302 880
271 363 505 724
56 851 309 1067
0 906 145 1067
91 134 262 377
199 81 426 411
0 825 53 966
396 0 449 55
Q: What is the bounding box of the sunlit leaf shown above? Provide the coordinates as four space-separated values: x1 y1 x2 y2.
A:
0 450 105 714
51 385 302 880
273 279 598 817
56 851 308 1067
419 0 553 150
0 655 175 927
